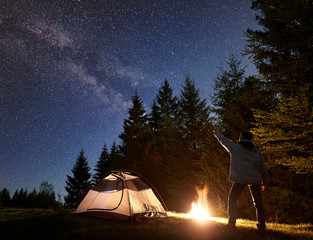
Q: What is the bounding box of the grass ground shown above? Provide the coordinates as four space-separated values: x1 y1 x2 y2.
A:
0 208 312 240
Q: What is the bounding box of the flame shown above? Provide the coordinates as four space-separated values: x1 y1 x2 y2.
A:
188 185 210 221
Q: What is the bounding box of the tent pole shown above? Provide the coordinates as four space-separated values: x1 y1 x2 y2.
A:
125 178 133 224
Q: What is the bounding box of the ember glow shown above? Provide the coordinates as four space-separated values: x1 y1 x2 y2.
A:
188 185 210 221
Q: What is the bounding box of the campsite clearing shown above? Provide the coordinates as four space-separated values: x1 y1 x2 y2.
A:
0 208 312 240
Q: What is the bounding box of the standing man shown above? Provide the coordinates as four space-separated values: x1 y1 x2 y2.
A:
214 128 268 229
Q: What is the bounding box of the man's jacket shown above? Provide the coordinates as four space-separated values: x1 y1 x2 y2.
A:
214 131 269 185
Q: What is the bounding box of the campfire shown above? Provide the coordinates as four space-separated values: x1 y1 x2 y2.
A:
188 185 210 221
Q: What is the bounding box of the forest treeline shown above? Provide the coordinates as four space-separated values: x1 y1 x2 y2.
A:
0 181 61 209
64 0 313 223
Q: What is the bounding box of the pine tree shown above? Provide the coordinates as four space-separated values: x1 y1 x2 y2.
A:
244 0 313 99
11 190 19 207
93 144 111 184
244 0 313 174
120 91 148 141
0 188 11 207
148 79 180 168
18 188 28 208
119 91 149 172
178 75 210 152
149 79 178 133
251 89 313 222
150 99 161 134
109 141 123 169
211 53 275 138
211 52 245 137
27 189 38 208
64 149 92 208
146 80 181 208
236 76 275 124
252 89 313 174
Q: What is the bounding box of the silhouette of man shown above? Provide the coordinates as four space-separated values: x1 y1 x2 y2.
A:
214 128 268 229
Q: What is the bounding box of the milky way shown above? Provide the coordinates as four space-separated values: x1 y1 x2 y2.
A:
0 0 258 198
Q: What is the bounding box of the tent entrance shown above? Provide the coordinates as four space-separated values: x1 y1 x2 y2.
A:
87 174 125 211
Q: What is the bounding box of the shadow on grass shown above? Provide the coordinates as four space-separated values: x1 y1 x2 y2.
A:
0 209 312 240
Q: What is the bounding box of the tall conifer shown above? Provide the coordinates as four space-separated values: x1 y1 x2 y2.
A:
109 141 123 169
93 144 111 184
178 75 210 150
147 80 180 208
64 149 91 208
0 188 11 207
211 53 275 138
119 91 149 172
245 0 313 174
211 52 245 137
244 0 313 99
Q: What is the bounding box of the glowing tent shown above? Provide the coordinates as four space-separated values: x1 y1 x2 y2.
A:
75 171 167 220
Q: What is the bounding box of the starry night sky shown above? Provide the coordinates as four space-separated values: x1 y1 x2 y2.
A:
0 0 258 199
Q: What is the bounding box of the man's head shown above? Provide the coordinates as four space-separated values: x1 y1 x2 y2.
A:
239 131 253 142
